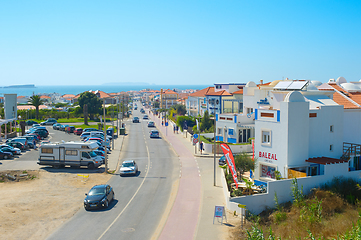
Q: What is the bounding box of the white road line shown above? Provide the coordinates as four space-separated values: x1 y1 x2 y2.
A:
97 121 151 240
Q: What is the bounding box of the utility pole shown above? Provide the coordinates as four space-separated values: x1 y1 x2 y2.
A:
213 103 217 186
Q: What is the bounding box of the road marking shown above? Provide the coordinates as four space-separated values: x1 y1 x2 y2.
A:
97 118 151 240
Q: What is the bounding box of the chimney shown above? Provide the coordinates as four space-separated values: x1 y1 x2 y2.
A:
260 79 263 84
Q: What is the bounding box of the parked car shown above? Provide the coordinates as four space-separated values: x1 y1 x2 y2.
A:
84 184 114 210
6 138 29 149
40 118 57 125
23 135 38 148
53 123 62 130
32 124 41 127
7 142 25 151
0 149 13 159
119 160 138 176
219 156 227 166
74 128 83 135
0 145 21 155
143 115 148 119
80 132 91 140
25 120 38 126
28 128 49 139
147 121 155 127
83 128 99 133
149 129 159 138
132 117 139 123
28 133 41 141
60 124 69 131
66 126 76 133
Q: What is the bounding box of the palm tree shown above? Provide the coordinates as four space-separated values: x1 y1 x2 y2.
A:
29 95 44 119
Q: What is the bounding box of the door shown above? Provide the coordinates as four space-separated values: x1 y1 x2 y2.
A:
59 147 65 164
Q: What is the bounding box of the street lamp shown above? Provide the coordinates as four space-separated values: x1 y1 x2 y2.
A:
209 98 217 186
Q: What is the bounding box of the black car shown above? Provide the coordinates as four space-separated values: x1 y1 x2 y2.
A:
25 120 38 126
84 184 114 210
7 142 25 151
132 117 139 123
29 128 49 139
0 149 13 159
67 126 76 133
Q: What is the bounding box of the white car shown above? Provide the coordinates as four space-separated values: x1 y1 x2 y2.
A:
119 160 138 176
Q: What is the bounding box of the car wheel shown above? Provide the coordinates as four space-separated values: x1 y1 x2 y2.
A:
3 155 8 160
104 200 109 208
88 163 95 170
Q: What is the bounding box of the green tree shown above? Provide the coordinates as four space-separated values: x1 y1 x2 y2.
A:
77 92 102 121
28 95 44 119
234 152 256 179
153 101 160 108
170 104 186 115
200 110 212 132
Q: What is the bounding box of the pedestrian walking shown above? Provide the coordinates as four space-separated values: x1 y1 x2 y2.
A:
162 121 164 126
200 141 204 154
176 125 179 133
173 125 176 134
33 139 37 150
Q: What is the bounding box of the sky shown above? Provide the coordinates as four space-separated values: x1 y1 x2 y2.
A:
1 0 360 86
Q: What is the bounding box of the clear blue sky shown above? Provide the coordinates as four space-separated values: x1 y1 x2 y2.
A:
1 0 360 86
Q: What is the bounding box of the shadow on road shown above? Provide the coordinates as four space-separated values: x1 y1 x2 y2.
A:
40 166 106 174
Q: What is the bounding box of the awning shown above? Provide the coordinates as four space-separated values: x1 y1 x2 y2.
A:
305 157 349 165
237 123 255 129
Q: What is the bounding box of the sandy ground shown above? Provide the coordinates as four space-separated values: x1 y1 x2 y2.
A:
0 170 112 240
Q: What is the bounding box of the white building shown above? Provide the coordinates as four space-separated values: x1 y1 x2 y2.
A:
253 82 344 181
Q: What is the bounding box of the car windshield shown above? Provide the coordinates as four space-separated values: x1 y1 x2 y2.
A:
89 151 97 157
88 187 106 196
122 162 134 167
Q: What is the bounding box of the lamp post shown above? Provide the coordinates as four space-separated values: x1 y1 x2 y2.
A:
209 99 217 186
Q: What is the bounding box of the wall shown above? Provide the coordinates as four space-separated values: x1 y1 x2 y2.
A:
225 162 360 215
343 109 361 144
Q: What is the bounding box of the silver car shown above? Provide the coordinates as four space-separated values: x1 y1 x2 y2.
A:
119 160 138 176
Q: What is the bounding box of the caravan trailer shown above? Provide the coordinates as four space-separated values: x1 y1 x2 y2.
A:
38 141 103 169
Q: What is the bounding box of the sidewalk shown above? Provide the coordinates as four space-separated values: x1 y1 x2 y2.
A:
149 111 233 240
105 132 126 173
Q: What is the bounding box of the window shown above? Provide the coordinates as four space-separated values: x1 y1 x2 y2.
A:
66 150 77 156
330 144 333 151
217 128 222 135
247 108 253 114
41 148 53 154
228 128 234 135
330 125 334 132
262 130 271 145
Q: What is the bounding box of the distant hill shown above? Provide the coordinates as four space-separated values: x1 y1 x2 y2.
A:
102 82 151 86
2 84 36 88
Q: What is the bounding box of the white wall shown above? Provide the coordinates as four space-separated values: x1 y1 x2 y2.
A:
308 105 344 158
226 162 360 215
343 109 361 144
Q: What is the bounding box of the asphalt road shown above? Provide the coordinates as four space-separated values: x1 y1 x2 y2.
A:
47 104 180 240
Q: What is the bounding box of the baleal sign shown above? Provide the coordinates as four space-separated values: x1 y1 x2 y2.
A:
259 151 278 160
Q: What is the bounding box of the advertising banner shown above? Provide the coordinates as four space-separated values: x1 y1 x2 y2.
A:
220 143 239 188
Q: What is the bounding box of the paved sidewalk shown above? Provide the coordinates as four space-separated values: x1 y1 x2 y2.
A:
149 111 233 240
105 131 126 173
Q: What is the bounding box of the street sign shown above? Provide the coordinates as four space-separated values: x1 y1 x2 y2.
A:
193 134 198 139
165 122 168 126
193 138 198 144
213 206 227 224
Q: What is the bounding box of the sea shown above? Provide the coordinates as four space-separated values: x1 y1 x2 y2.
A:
0 84 209 97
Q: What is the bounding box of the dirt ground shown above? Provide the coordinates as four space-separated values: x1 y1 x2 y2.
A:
0 170 112 240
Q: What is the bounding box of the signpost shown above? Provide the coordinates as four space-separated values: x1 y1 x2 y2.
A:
213 206 227 224
193 137 198 145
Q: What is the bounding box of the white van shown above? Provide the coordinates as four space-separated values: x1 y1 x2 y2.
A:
38 141 103 169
